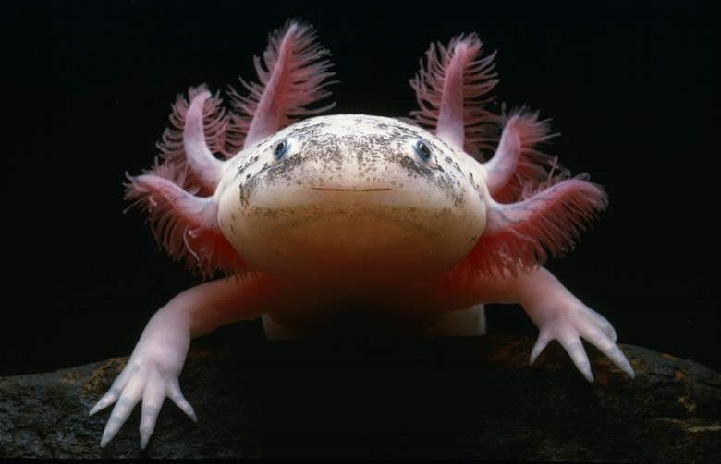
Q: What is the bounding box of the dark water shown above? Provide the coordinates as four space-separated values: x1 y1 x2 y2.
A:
1 1 717 375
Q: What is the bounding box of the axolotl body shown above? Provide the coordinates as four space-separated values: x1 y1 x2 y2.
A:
90 21 635 448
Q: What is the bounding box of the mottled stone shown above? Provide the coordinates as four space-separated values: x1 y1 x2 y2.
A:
1 335 719 460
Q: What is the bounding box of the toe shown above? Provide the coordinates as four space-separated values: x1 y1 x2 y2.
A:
100 373 145 447
530 331 552 364
90 363 139 416
558 335 593 382
581 324 635 379
139 370 166 449
90 390 119 416
597 342 635 378
167 378 197 422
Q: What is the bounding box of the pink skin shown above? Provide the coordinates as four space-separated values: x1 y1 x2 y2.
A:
91 21 634 449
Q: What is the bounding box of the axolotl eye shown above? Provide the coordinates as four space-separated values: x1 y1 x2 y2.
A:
413 139 433 163
273 138 291 160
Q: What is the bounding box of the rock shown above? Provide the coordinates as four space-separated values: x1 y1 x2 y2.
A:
1 335 719 460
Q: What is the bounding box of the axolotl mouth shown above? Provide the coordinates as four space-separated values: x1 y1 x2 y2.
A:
310 187 393 192
217 186 485 281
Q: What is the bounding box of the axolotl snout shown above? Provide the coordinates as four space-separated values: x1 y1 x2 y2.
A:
90 21 635 449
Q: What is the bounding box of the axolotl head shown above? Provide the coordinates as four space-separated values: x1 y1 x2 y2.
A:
214 114 486 281
126 22 607 286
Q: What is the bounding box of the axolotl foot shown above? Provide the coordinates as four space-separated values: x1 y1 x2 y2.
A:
89 356 198 449
89 360 197 449
88 306 197 449
529 302 635 382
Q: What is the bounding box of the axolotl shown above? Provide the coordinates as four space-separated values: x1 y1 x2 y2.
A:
89 20 635 448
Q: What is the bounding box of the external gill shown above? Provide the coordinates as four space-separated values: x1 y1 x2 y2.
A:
124 20 337 278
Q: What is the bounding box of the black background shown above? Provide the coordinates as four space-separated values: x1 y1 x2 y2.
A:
2 1 718 376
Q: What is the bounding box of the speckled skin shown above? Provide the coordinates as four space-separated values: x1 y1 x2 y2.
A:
89 21 635 451
215 115 487 287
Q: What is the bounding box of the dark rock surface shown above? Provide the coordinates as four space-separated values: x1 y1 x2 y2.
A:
1 335 719 460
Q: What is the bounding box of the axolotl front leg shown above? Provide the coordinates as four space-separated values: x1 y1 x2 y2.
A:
89 275 275 448
517 269 633 381
436 266 635 382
